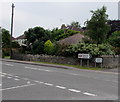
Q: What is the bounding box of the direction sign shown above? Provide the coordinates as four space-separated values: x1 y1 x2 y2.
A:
78 54 91 59
95 58 102 63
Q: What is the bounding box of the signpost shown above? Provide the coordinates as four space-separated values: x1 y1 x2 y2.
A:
78 54 91 67
95 58 103 68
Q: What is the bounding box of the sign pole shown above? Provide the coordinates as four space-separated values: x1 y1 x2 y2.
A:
80 59 82 66
87 59 89 67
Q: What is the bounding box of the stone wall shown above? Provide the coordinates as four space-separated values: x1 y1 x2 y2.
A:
12 53 79 65
101 55 120 68
12 53 120 68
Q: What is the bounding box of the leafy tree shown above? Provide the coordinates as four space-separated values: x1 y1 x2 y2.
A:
85 6 110 44
12 41 20 48
2 28 10 48
44 40 54 55
24 26 50 54
108 31 120 47
51 28 79 41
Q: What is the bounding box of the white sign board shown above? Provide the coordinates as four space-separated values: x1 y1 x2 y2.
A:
78 54 91 59
95 58 102 63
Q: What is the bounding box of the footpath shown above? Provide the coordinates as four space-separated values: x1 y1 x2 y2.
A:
1 58 119 74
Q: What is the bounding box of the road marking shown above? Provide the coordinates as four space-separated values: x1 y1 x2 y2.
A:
44 83 53 86
25 66 52 72
55 86 66 89
2 73 7 75
1 75 5 77
38 81 44 84
14 78 20 81
0 84 2 86
68 89 81 93
7 77 12 79
27 81 31 84
4 64 14 66
68 73 79 76
83 92 97 96
34 80 40 83
0 83 36 91
15 76 19 78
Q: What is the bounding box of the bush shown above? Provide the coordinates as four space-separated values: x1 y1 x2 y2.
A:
63 43 114 57
44 40 55 55
108 31 120 47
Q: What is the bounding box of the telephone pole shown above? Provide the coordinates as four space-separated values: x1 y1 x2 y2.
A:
10 3 15 59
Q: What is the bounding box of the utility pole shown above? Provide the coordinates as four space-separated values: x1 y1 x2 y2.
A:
10 3 15 59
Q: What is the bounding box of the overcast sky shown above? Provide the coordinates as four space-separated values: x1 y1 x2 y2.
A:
0 0 119 37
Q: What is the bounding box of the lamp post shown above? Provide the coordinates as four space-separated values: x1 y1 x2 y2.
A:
10 3 15 59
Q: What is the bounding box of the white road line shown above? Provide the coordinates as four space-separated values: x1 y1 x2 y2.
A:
83 92 97 96
14 78 20 81
44 83 53 86
34 80 40 83
5 64 14 66
68 89 81 93
25 66 52 72
0 84 2 86
0 83 36 91
1 75 5 77
2 73 7 75
7 77 12 79
38 81 44 84
7 74 13 76
69 73 79 76
15 76 19 78
55 86 66 89
27 81 31 84
34 80 45 84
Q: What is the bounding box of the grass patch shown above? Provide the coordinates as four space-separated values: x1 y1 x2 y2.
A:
4 56 10 59
32 61 102 71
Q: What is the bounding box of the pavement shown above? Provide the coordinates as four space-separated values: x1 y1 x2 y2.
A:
0 58 119 100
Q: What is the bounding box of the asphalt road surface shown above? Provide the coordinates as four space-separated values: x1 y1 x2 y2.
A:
1 60 118 100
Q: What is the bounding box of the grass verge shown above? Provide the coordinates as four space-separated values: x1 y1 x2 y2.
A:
4 56 10 59
32 61 103 71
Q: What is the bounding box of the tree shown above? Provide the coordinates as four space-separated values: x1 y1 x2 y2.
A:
24 26 50 54
108 31 120 47
2 28 10 48
85 6 110 44
44 40 54 55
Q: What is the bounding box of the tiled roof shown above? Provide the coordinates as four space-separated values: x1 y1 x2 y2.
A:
16 34 26 40
58 33 84 46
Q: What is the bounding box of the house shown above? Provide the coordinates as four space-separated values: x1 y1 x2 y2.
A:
61 24 85 32
58 33 84 46
15 34 26 46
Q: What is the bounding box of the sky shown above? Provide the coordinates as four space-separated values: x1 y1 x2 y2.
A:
0 0 119 38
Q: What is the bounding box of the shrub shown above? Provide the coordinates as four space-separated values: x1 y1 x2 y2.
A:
64 43 114 57
44 40 55 55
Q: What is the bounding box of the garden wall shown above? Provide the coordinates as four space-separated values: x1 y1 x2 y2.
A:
12 53 120 68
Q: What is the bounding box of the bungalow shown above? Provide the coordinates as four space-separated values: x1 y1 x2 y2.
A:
58 33 84 46
15 34 26 46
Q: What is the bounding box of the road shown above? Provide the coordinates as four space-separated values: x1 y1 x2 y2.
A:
0 60 118 100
